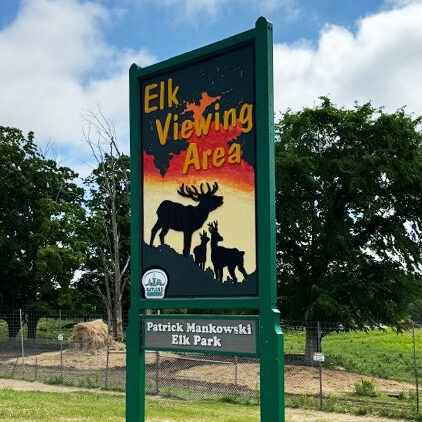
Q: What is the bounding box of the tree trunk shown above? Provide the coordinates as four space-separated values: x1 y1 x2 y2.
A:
4 313 20 338
114 299 124 342
26 312 41 339
304 326 321 365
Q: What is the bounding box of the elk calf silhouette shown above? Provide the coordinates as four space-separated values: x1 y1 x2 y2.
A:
150 182 223 256
208 221 248 283
193 231 209 269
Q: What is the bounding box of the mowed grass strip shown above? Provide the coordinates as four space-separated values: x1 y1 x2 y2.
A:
0 389 259 422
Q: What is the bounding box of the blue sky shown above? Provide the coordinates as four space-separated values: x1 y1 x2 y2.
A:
1 0 421 178
1 0 387 62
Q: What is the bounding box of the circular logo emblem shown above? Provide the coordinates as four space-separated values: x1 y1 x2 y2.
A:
141 269 168 299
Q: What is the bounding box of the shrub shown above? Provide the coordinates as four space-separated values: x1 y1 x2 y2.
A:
354 379 378 397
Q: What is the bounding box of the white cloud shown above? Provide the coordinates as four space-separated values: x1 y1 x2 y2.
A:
273 2 422 117
0 0 154 155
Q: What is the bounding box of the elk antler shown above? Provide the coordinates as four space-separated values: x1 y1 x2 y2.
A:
208 221 218 231
200 182 219 195
177 183 201 202
210 182 219 194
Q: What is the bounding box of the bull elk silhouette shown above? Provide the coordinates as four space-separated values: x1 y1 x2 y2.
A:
208 221 248 282
150 182 223 256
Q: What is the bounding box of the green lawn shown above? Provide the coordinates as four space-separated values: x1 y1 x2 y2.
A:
0 390 259 422
284 327 422 383
0 320 7 338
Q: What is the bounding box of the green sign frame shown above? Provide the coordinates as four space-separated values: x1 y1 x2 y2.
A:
127 17 284 422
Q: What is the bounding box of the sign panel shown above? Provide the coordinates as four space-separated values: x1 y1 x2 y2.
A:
144 315 258 355
313 352 325 362
140 43 257 298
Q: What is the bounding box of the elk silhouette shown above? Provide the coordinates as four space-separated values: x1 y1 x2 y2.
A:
208 221 248 283
193 230 209 269
150 182 223 256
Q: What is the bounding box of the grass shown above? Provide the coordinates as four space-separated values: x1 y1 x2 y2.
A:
0 389 260 422
0 320 7 338
0 389 421 422
284 327 422 383
0 317 92 340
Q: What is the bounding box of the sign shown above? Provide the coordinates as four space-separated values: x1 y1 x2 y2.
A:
127 17 284 422
140 42 257 299
313 352 325 362
57 334 64 342
144 315 258 355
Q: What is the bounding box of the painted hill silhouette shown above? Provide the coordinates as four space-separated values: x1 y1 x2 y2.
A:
142 242 257 298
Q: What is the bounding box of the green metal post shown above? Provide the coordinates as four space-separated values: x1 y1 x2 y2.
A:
255 17 285 422
126 63 145 422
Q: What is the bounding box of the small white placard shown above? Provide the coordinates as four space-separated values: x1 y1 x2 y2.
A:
58 334 64 341
313 352 325 362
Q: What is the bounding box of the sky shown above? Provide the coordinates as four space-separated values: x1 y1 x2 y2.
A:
1 0 422 179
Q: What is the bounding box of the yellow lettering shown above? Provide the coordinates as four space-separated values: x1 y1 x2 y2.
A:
159 80 165 110
213 147 225 167
182 143 200 174
202 149 212 170
214 103 220 131
173 114 179 140
239 104 253 133
181 119 193 139
167 78 179 107
223 108 237 129
228 143 241 164
194 114 212 137
155 113 172 145
144 83 158 113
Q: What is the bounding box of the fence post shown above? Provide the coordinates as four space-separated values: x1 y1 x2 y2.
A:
105 338 110 389
155 351 160 395
19 308 25 379
35 357 38 381
60 338 64 382
317 322 322 410
234 356 238 389
413 322 419 413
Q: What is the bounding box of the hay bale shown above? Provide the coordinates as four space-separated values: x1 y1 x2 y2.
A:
73 319 110 352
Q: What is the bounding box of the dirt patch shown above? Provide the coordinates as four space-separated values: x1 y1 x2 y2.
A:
7 348 177 370
176 363 415 395
285 408 406 422
0 377 121 394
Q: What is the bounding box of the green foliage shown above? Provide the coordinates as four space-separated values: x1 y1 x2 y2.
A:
0 320 7 338
36 318 74 339
275 98 422 327
0 126 86 335
354 379 378 397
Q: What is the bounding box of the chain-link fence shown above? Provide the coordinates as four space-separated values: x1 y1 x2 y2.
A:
0 310 421 419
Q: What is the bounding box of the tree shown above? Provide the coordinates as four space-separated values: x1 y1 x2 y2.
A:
0 126 85 337
80 109 130 341
275 99 422 360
